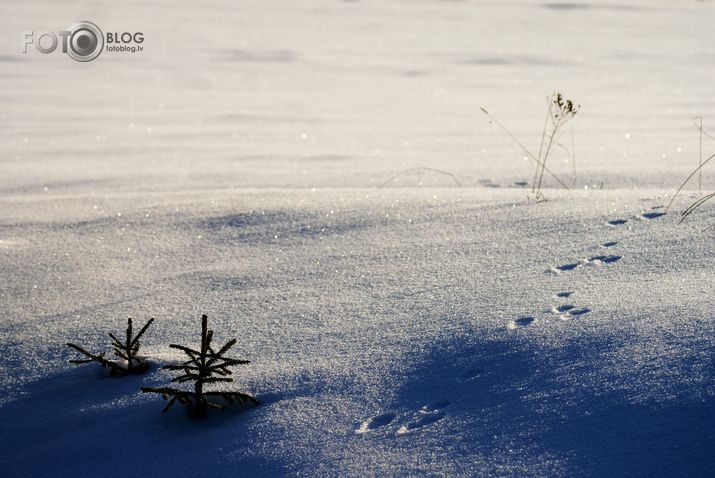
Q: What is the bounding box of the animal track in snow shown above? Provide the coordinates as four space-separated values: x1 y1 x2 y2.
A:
457 368 484 383
396 413 445 435
550 303 591 319
549 254 621 274
356 412 396 434
507 316 534 329
553 262 581 272
641 211 665 220
601 241 618 248
551 304 575 313
559 307 590 319
568 308 590 316
397 401 450 435
548 260 586 274
607 219 628 226
421 400 450 413
587 254 621 265
555 291 573 298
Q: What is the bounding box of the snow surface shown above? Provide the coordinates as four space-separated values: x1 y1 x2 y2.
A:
1 0 714 477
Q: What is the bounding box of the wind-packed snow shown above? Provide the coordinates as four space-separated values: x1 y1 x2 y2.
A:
0 0 714 477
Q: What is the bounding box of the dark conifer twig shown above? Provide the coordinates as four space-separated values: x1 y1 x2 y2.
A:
66 317 154 375
141 314 258 418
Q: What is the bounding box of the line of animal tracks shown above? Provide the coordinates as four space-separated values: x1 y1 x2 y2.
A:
510 205 667 330
355 203 668 438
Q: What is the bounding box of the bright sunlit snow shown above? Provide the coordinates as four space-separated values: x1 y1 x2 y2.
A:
0 0 713 477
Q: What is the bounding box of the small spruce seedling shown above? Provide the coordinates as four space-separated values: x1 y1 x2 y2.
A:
67 317 154 375
141 314 258 418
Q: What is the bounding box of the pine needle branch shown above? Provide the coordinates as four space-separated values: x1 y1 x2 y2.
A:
145 314 258 417
67 317 155 375
206 339 237 366
130 318 155 349
169 344 203 357
66 342 121 372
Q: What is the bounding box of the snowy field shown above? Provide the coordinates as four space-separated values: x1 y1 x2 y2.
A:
0 0 714 477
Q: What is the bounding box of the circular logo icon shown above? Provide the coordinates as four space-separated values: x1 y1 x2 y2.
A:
66 21 103 62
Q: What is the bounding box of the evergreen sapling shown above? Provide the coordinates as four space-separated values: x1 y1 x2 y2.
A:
141 314 258 418
66 317 154 375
